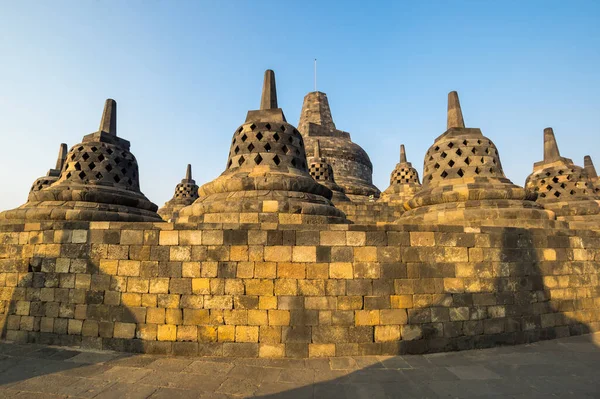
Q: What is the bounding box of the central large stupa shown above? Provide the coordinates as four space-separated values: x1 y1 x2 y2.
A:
177 70 347 224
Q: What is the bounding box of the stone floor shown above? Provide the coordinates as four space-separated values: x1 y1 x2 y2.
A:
0 334 599 398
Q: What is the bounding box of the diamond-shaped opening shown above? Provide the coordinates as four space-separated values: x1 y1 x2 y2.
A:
121 168 127 175
545 171 551 177
78 171 86 179
288 136 294 144
480 157 484 163
264 143 271 152
557 169 564 175
464 157 471 165
540 193 546 198
113 175 121 183
273 155 281 165
82 153 90 161
440 152 447 159
296 149 300 155
428 175 433 181
471 148 477 154
238 156 245 166
256 132 263 141
234 146 240 154
89 162 96 170
95 172 103 179
429 156 434 161
74 162 81 171
254 154 263 165
241 134 248 142
434 146 440 151
228 159 233 169
456 149 462 156
250 123 256 130
98 154 105 162
489 167 494 173
546 185 553 191
448 160 455 167
273 132 280 141
434 163 440 169
91 146 97 152
106 148 113 154
463 140 468 146
66 172 72 179
540 179 546 184
457 168 464 177
474 167 481 174
70 154 76 160
485 148 489 154
440 171 448 179
552 177 559 183
115 157 121 164
77 146 84 152
570 190 575 195
560 183 566 189
265 123 271 130
493 159 497 164
554 191 561 197
477 140 481 144
105 164 112 172
291 158 297 167
448 142 454 148
282 145 289 154
280 125 286 132
238 126 244 133
247 143 255 152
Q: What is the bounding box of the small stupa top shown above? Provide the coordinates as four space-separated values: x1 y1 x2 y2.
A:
176 70 347 224
30 143 68 192
379 144 421 204
157 164 200 222
525 128 599 202
308 140 336 183
0 99 161 222
584 156 598 181
297 91 380 200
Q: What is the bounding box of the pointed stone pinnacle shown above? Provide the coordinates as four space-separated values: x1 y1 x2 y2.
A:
400 144 407 163
314 140 321 158
55 143 68 171
584 155 598 179
447 91 465 129
99 99 117 135
186 164 192 180
260 70 278 110
543 127 561 162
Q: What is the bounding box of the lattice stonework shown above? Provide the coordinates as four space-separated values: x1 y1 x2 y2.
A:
226 121 307 172
526 167 596 200
390 165 419 185
57 142 140 191
309 160 335 182
174 182 199 200
423 138 503 183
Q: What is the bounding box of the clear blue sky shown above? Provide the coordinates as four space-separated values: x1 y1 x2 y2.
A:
1 1 599 211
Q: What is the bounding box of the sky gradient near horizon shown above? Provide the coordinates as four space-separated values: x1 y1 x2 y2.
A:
1 1 599 211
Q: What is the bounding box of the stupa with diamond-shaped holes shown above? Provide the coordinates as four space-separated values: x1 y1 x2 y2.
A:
158 164 200 221
177 70 347 224
0 99 161 222
379 144 421 205
307 140 351 204
584 155 600 194
401 91 556 227
29 143 68 192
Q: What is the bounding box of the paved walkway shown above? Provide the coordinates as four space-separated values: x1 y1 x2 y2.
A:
0 334 599 398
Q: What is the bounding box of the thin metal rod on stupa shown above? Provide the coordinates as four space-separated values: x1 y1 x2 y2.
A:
447 91 465 129
99 99 117 135
543 127 560 162
314 59 317 92
186 164 192 180
400 144 407 163
584 155 598 179
260 70 278 110
55 143 68 171
314 140 321 158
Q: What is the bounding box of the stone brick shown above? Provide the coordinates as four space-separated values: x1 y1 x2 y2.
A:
117 260 140 277
354 247 377 262
380 309 408 325
268 310 290 326
157 324 177 341
375 325 400 342
277 263 305 279
177 325 197 342
330 263 353 279
264 246 292 262
259 343 285 358
218 325 235 342
179 230 202 246
292 246 316 263
236 326 259 342
113 322 136 339
254 262 277 278
245 280 274 296
159 231 178 246
355 310 379 326
320 231 346 246
309 343 335 358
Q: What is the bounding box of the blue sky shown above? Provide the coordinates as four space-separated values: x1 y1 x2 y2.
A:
1 1 599 210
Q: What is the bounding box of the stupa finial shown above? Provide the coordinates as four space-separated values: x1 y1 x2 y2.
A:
314 140 321 158
260 70 278 110
186 164 192 180
584 155 598 179
447 91 465 129
543 127 560 162
99 99 117 135
55 143 68 171
400 144 407 163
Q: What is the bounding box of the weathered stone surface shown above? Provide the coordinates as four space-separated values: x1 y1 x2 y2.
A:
158 164 199 222
379 144 421 206
307 140 351 204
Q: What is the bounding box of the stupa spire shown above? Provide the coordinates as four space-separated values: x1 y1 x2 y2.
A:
185 164 192 180
55 143 68 171
99 99 117 135
400 144 407 163
260 70 278 110
447 91 465 129
584 155 598 179
543 127 560 162
314 140 321 158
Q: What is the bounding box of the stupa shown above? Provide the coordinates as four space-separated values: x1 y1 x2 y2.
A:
30 143 68 192
584 155 599 194
298 91 380 201
524 128 600 225
307 140 351 204
177 70 348 224
158 164 199 221
0 99 161 222
379 144 421 205
401 91 555 227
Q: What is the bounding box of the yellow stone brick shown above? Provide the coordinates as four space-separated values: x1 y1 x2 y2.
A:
309 344 335 358
306 263 329 279
543 249 557 261
99 259 118 275
166 309 183 324
120 293 141 307
375 325 401 342
149 278 170 294
268 310 290 326
337 296 363 310
278 214 302 224
259 296 277 309
113 322 135 339
390 295 413 309
177 325 198 341
248 310 268 325
118 260 140 277
218 325 235 342
380 309 408 325
179 230 202 245
330 263 353 279
236 262 254 278
235 326 259 342
259 344 285 358
137 324 157 340
159 230 179 246
182 262 201 277
262 200 279 213
183 309 209 325
127 278 149 293
259 326 281 343
202 230 223 245
292 246 316 263
410 232 435 246
198 325 217 342
320 231 346 246
146 308 165 324
191 278 210 294
354 247 377 262
157 324 177 341
346 231 366 246
120 230 143 245
245 279 274 295
274 279 298 295
170 246 191 261
230 246 249 261
277 263 305 279
355 310 379 326
254 262 277 278
264 246 292 262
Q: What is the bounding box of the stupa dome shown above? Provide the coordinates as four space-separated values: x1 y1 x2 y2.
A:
379 144 421 205
307 140 351 204
30 143 67 192
158 164 200 221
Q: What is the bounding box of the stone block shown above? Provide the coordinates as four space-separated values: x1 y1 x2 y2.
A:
157 324 177 341
236 326 259 342
292 246 316 262
159 231 178 246
355 310 379 326
309 343 335 358
264 246 292 262
375 325 400 342
259 343 285 358
330 263 353 279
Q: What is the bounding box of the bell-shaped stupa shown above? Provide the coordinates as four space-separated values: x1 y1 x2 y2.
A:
0 99 161 222
177 70 347 224
401 91 555 227
307 140 351 204
584 155 599 194
30 143 68 192
525 128 600 226
298 91 380 201
158 164 199 221
379 144 421 205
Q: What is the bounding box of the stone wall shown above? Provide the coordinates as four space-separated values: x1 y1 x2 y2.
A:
1 221 599 358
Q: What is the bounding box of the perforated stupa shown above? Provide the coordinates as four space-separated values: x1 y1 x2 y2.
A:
379 144 421 205
0 99 161 222
307 140 351 204
177 70 347 224
584 155 599 194
525 128 600 226
298 91 380 201
401 91 555 227
158 164 200 222
30 143 68 192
